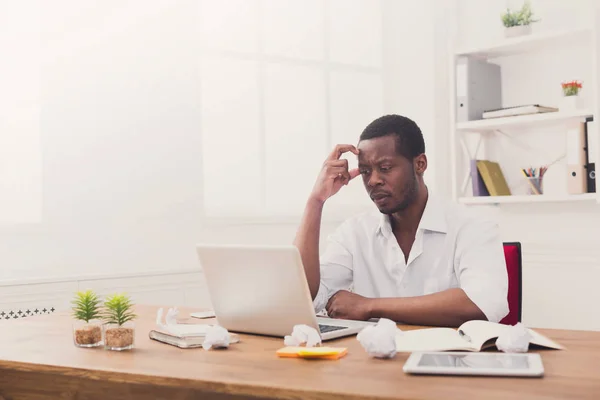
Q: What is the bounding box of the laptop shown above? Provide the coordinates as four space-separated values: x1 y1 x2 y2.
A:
195 244 374 340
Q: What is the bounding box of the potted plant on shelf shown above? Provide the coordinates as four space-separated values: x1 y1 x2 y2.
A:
501 1 539 38
560 80 583 111
72 290 103 348
102 293 137 351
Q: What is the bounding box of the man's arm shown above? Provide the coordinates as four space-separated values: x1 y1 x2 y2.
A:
293 198 325 299
325 288 485 327
293 144 359 300
369 289 486 327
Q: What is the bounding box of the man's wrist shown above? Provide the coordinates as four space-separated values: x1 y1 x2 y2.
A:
307 194 326 208
365 297 378 320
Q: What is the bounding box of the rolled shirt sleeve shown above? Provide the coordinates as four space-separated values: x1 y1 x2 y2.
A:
455 217 509 323
313 224 354 313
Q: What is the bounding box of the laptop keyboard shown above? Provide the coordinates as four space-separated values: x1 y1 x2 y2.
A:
318 324 347 334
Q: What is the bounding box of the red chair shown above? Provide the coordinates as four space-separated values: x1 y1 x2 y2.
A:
500 242 522 325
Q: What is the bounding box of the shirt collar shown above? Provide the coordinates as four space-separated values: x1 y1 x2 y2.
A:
376 192 448 237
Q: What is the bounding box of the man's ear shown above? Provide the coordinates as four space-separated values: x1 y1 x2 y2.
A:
414 154 427 175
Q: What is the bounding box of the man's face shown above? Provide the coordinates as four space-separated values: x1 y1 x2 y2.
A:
357 135 421 214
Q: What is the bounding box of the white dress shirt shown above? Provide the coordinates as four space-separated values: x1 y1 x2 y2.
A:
314 193 509 323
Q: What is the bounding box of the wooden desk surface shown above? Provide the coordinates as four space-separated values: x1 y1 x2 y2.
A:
1 305 599 400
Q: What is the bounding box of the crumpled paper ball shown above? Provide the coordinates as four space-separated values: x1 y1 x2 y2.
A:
496 322 532 353
156 307 179 329
202 325 231 350
357 318 400 359
284 324 322 347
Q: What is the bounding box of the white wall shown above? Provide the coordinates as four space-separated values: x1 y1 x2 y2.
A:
7 0 592 332
448 0 600 330
0 0 439 284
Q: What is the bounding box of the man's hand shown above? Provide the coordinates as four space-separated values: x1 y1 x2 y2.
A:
326 290 373 321
310 144 360 204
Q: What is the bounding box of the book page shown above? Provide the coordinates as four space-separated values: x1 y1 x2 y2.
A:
528 329 564 350
458 320 508 350
395 328 478 353
459 320 564 350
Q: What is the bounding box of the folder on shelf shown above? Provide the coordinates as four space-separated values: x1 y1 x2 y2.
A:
566 122 587 194
470 159 490 196
476 160 511 196
586 120 597 193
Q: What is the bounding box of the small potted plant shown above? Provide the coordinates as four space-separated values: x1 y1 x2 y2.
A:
102 293 137 351
71 290 103 348
501 1 539 38
560 80 583 110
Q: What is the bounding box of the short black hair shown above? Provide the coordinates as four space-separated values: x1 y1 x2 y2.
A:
359 114 425 160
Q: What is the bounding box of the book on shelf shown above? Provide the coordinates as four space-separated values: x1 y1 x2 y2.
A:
476 160 511 196
470 159 490 196
482 104 558 119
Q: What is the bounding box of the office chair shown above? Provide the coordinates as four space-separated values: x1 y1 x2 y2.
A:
499 242 522 325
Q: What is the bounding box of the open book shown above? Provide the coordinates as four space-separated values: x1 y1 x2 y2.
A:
395 321 563 353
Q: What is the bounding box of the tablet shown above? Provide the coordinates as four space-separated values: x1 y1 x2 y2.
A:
403 352 544 377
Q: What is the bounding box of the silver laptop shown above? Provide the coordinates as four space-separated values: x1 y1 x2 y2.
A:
196 244 374 341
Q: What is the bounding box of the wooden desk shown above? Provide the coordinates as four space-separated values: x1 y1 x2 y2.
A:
0 305 599 400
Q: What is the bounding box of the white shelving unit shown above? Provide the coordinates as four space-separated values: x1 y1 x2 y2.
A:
458 193 596 205
455 28 591 59
456 109 594 133
449 22 600 206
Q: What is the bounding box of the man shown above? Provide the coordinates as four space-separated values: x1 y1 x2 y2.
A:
294 114 508 327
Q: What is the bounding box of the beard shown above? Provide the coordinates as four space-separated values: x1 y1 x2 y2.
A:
379 173 419 215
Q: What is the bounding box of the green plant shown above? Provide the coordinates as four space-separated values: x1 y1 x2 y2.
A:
103 293 136 326
71 290 102 323
501 1 539 27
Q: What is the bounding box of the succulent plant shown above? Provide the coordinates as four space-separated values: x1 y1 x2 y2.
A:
71 290 102 323
103 293 136 326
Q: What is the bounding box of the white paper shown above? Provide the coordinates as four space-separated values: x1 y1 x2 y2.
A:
495 323 532 353
202 325 231 350
284 324 322 347
156 307 211 337
357 318 400 359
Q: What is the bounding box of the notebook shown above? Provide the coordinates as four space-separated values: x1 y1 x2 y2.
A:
476 160 511 196
149 328 240 349
395 320 563 353
482 104 558 119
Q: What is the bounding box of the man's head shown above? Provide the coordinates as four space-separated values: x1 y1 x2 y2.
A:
357 114 427 215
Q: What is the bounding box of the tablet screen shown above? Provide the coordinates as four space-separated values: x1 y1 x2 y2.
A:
418 353 530 369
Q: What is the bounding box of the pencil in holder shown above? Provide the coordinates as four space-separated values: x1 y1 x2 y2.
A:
526 176 543 195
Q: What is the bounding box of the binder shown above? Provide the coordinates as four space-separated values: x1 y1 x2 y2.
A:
586 120 597 193
566 122 587 194
456 57 502 122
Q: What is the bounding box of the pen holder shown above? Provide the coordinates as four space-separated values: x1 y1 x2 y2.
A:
526 177 543 195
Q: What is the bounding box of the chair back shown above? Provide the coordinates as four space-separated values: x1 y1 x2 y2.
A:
500 242 522 325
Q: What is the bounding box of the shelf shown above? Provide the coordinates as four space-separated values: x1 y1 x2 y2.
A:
455 28 591 59
458 193 597 205
456 109 594 132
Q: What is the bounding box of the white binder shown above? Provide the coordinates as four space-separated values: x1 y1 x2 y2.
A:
566 122 587 194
